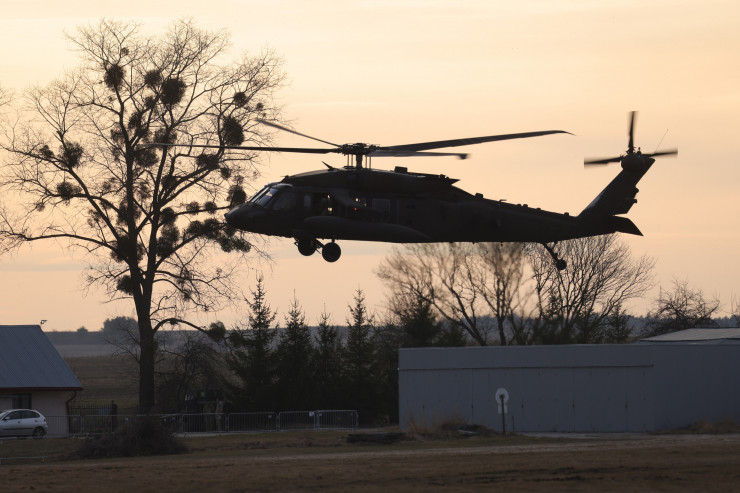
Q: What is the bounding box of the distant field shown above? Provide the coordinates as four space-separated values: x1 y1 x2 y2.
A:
65 355 138 406
47 331 116 357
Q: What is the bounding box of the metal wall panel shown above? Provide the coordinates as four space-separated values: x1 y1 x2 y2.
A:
399 343 738 433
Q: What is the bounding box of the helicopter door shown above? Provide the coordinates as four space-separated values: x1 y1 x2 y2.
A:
370 198 391 221
399 198 418 227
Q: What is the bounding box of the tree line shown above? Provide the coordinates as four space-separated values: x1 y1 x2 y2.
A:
101 243 737 424
103 276 463 423
378 237 737 345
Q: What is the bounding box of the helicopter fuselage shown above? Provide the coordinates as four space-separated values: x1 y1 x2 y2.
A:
224 164 636 261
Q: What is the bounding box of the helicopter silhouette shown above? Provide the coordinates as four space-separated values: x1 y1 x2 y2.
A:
161 112 676 268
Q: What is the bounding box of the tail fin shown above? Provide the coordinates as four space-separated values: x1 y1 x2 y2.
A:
578 155 654 236
608 216 643 236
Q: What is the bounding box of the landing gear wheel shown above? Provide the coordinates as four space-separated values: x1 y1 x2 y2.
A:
296 237 317 256
321 242 341 262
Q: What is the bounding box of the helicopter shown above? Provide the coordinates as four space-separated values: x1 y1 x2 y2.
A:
160 112 676 268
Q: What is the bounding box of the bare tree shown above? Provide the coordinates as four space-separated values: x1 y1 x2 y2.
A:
644 279 721 336
377 242 530 345
527 235 655 344
472 242 531 345
0 85 11 108
0 20 284 412
377 243 486 345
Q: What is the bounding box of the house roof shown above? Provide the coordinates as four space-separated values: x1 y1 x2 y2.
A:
0 325 82 390
639 328 740 344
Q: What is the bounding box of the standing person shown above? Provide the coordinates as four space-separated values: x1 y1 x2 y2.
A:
215 398 224 432
111 400 118 432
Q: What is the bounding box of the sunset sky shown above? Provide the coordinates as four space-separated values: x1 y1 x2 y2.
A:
1 1 738 331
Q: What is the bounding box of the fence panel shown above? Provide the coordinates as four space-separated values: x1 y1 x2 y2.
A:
159 414 225 434
0 436 48 464
45 415 81 438
315 410 359 431
81 414 131 435
228 413 278 433
278 411 316 431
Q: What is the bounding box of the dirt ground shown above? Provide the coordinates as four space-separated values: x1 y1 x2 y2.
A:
2 432 740 492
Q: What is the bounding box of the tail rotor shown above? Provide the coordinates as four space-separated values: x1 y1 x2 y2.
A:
584 111 677 167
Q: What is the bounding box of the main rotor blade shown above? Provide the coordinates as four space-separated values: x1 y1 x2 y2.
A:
628 111 637 153
381 130 572 153
256 119 340 147
370 150 469 159
149 142 338 154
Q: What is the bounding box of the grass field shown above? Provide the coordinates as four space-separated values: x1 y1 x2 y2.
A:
2 430 740 492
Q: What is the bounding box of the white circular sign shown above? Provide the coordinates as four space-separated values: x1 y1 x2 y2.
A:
495 387 509 403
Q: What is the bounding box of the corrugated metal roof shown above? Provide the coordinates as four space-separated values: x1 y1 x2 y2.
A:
0 325 82 390
640 328 740 343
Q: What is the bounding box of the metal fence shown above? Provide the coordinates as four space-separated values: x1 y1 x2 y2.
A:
1 409 358 463
0 436 50 464
40 409 358 438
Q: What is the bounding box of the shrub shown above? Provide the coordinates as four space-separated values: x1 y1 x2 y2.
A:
77 417 187 458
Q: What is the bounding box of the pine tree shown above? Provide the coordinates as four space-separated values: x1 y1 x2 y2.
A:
343 289 377 421
372 321 402 424
396 295 444 347
224 276 278 412
274 297 315 411
312 310 343 409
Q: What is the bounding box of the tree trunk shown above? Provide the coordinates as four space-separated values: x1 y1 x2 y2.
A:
137 312 156 414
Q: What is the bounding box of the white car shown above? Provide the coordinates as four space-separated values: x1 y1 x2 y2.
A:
0 409 48 438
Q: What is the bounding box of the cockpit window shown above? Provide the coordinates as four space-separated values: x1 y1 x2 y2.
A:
271 190 297 211
249 186 279 208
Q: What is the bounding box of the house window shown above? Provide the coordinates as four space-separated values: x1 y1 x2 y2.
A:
12 393 31 409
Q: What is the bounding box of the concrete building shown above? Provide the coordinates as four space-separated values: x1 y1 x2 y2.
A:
399 330 740 433
0 325 83 432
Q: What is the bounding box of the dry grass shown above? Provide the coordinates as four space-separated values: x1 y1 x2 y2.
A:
663 418 740 435
2 431 740 492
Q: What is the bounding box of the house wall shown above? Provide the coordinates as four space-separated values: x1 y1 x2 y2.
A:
33 390 79 436
399 344 740 433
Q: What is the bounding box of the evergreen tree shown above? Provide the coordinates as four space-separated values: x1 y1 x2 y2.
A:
312 310 344 409
396 295 444 347
224 276 278 412
604 304 633 343
342 289 377 422
372 321 403 424
274 297 315 411
436 323 469 347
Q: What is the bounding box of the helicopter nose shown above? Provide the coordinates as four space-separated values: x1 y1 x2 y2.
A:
225 203 265 230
